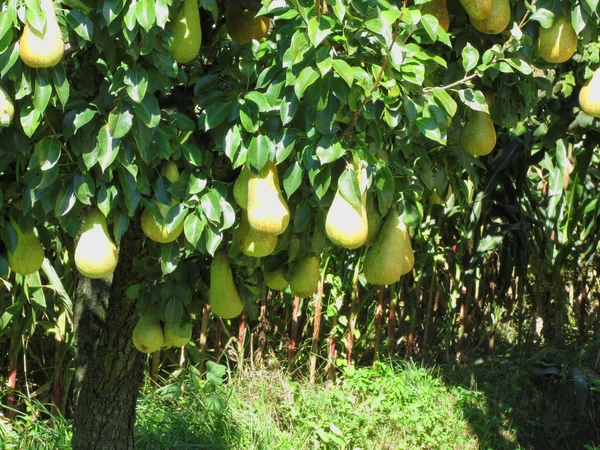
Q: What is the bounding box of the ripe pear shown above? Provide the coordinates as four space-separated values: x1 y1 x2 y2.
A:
247 161 290 235
470 0 510 35
459 110 496 157
141 161 185 244
325 177 368 249
289 256 320 298
7 221 45 275
364 195 383 247
74 207 119 279
226 6 270 44
169 0 202 64
0 87 15 126
238 212 278 258
579 68 600 118
422 0 450 32
459 0 493 20
264 268 288 291
537 15 578 63
363 212 414 286
19 0 65 68
233 165 251 210
162 321 192 348
209 251 244 319
132 315 165 354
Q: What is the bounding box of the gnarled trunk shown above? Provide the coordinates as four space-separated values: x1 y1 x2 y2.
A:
71 217 146 450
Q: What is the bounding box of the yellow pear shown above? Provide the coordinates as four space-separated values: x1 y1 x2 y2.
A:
264 268 288 291
537 15 578 63
579 68 600 118
238 212 278 258
459 110 496 157
132 316 165 354
169 0 202 64
226 6 270 44
363 212 414 285
422 0 450 32
470 0 511 35
233 165 251 210
7 221 45 275
161 321 192 348
19 0 65 68
209 251 244 319
0 87 15 126
459 0 493 20
247 161 290 235
325 172 368 249
364 195 383 247
289 256 320 298
141 161 185 244
74 207 119 279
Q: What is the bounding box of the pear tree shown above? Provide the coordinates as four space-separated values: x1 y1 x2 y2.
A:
1 0 600 448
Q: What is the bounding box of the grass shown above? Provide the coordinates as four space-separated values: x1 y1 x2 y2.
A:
1 355 598 449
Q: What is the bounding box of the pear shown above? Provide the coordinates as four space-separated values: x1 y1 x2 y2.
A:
459 110 496 157
226 6 270 44
132 315 165 354
470 0 510 35
537 15 578 63
247 161 290 235
459 0 493 20
169 0 202 64
7 221 45 275
325 175 368 249
0 87 15 126
364 195 383 247
422 0 450 32
579 68 600 118
264 268 288 291
289 256 320 298
141 161 185 244
238 212 278 258
209 251 244 319
19 0 65 68
233 165 251 210
161 321 192 348
74 207 119 279
363 212 414 286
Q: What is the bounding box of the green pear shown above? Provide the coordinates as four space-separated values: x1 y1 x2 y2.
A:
162 321 193 348
537 15 578 63
209 251 244 319
325 176 368 249
422 0 450 32
470 0 511 35
238 212 278 258
7 221 45 275
579 68 600 118
264 268 288 291
233 165 251 210
247 161 290 235
459 0 493 20
169 0 202 64
132 315 165 354
459 109 496 157
364 194 383 247
226 6 270 44
363 211 414 286
289 256 320 298
141 161 185 244
74 207 119 279
19 0 65 68
0 87 15 126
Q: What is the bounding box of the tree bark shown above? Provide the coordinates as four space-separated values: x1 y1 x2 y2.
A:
71 216 146 450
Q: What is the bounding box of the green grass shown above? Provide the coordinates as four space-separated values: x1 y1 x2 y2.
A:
1 357 598 449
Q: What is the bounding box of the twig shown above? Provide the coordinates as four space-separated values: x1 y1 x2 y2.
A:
44 112 73 162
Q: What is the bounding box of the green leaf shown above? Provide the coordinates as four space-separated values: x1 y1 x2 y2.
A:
202 102 231 130
184 213 206 248
316 135 346 164
34 71 52 114
201 190 222 225
247 135 271 172
66 9 94 41
224 125 242 162
108 101 134 139
461 43 479 73
294 66 320 99
35 137 61 171
332 59 354 87
20 100 43 138
124 66 148 103
338 169 361 209
182 144 204 166
133 94 161 128
97 124 121 172
51 66 70 107
73 172 95 205
283 161 303 198
135 0 156 31
416 117 445 144
307 15 335 47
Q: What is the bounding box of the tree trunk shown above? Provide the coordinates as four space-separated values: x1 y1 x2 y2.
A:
71 217 146 450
